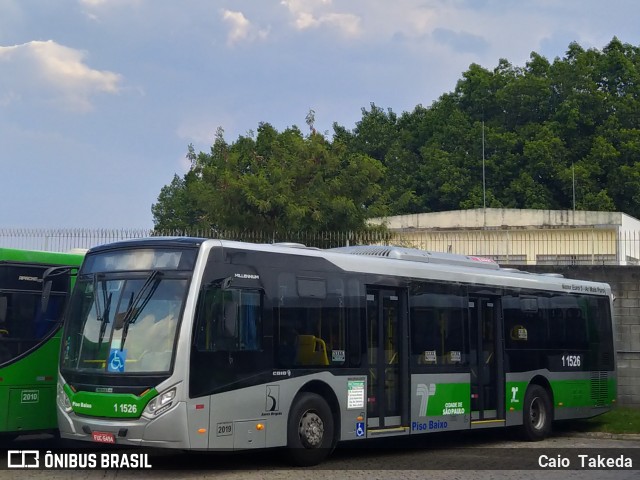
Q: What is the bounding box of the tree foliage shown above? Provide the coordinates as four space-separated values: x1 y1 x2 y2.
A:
153 123 386 233
153 38 640 230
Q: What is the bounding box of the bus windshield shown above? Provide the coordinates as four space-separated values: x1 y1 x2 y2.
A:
61 273 189 374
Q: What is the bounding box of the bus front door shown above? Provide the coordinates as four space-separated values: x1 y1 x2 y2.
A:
366 288 406 432
469 295 504 425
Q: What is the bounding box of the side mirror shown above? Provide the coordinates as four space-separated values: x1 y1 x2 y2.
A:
40 266 77 312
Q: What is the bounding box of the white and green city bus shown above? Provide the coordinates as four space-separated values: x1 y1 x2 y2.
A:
56 238 616 465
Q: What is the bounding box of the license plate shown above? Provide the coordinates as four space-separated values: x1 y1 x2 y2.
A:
92 431 116 444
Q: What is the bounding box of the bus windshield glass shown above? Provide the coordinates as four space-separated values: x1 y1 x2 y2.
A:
60 247 196 374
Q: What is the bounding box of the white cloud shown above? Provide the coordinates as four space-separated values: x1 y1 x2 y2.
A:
317 12 361 37
79 0 142 7
0 40 122 112
222 9 269 46
281 0 361 37
222 10 251 44
78 0 145 22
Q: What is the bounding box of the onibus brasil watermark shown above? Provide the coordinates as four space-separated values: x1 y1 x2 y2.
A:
7 450 152 469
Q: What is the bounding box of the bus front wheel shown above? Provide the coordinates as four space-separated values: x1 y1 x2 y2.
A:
286 392 334 467
522 384 552 441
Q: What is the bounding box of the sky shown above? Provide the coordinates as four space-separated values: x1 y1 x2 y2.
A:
2 0 640 230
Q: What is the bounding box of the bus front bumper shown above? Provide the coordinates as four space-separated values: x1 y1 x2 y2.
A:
57 401 191 449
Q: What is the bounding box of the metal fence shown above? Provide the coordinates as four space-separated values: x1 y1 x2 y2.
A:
2 227 640 266
0 228 394 252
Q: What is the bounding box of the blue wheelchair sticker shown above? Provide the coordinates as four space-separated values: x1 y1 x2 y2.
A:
356 422 365 437
108 348 127 372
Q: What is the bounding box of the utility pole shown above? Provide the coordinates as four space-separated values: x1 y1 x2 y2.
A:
572 162 576 212
482 120 486 227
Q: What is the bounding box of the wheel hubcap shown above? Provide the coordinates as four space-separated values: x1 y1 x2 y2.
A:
530 396 546 430
299 410 324 448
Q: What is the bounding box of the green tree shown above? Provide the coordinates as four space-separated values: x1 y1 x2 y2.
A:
155 38 640 232
152 123 386 233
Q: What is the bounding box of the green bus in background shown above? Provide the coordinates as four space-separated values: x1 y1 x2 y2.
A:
0 247 85 439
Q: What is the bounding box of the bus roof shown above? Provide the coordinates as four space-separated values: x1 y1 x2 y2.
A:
330 245 501 270
87 237 206 254
0 247 85 266
82 237 611 296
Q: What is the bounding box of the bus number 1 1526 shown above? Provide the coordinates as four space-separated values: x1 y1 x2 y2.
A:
562 354 582 367
114 403 138 414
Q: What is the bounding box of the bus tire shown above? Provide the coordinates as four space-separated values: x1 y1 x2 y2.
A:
286 392 334 467
522 384 552 441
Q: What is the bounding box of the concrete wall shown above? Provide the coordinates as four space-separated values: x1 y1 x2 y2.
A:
519 264 640 407
370 208 633 230
387 228 619 265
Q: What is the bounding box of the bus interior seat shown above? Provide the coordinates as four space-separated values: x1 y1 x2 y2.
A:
296 335 329 366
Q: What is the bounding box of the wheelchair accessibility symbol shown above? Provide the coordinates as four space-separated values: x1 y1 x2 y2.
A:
108 348 127 372
355 422 365 437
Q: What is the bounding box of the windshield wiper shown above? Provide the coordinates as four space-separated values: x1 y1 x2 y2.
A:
94 275 113 348
119 270 162 351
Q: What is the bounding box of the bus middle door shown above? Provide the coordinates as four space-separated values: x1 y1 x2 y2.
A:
365 287 408 434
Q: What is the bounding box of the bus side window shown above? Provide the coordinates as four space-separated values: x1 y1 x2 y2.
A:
410 308 439 365
277 327 298 366
0 295 10 363
410 282 466 367
547 307 565 348
34 294 64 339
566 308 588 349
0 295 8 337
195 287 262 352
442 309 465 365
275 274 346 368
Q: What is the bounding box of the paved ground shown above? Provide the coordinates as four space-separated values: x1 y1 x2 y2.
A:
0 425 638 479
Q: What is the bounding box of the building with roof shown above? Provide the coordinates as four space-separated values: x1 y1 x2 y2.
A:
369 208 640 265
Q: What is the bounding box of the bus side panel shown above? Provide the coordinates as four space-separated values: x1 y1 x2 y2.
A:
187 396 210 449
410 373 470 434
204 372 366 451
550 371 616 420
0 334 61 433
7 387 55 431
207 378 298 450
505 370 615 426
504 377 528 426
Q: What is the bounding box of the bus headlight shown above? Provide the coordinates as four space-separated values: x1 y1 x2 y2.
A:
57 383 72 413
143 388 176 418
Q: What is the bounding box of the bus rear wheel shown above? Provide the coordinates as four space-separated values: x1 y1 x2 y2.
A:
522 384 552 441
286 392 334 467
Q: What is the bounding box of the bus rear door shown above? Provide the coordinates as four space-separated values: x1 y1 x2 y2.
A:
468 293 505 427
